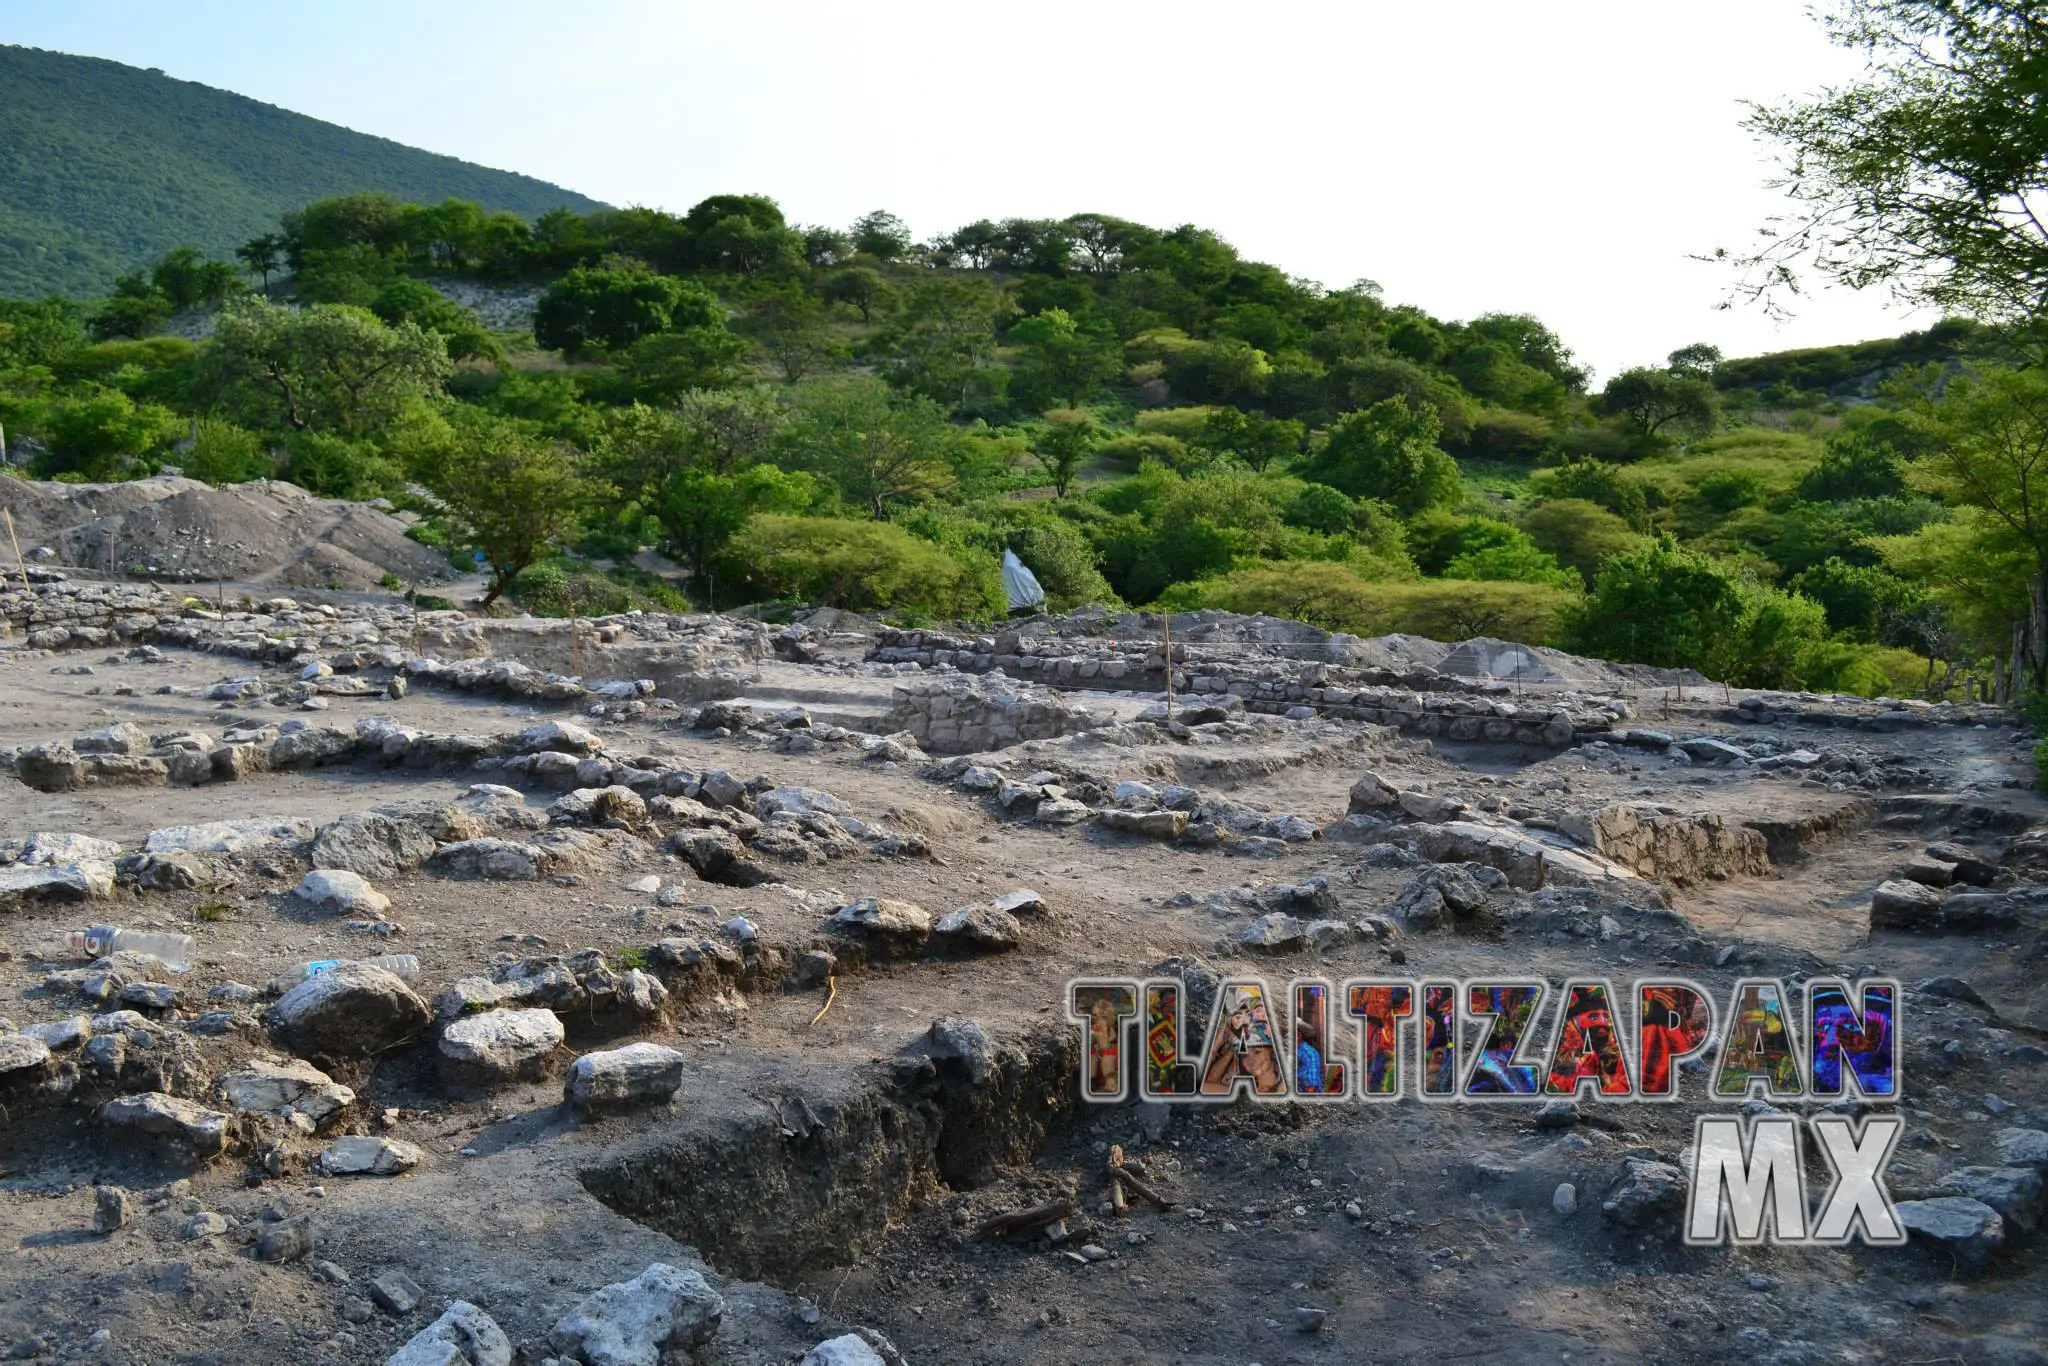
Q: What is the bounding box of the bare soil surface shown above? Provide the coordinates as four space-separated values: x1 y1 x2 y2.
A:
0 604 2044 1366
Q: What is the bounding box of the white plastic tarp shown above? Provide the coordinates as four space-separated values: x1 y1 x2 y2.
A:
1001 549 1046 612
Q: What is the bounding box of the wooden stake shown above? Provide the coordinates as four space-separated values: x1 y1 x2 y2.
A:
570 595 583 679
1106 1144 1128 1217
2 507 29 595
1163 613 1174 721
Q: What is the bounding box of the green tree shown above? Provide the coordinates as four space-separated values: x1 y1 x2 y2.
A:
1600 366 1721 437
738 290 846 383
1523 498 1644 587
822 266 891 323
1733 0 2048 319
533 266 712 356
150 247 240 311
89 274 172 340
1031 409 1098 497
780 377 961 518
0 299 87 368
235 234 287 292
616 326 749 403
1536 459 1652 529
1297 399 1460 515
659 463 816 592
873 278 1006 410
370 278 501 362
29 386 177 479
1903 363 2048 687
430 412 592 608
180 417 273 484
850 210 913 262
1790 556 1923 640
1443 538 1579 591
1562 535 1744 671
1008 308 1121 408
205 297 452 439
1202 406 1303 472
1797 431 1910 501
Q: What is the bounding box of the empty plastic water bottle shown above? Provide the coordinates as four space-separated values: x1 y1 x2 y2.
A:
300 954 420 984
68 925 195 972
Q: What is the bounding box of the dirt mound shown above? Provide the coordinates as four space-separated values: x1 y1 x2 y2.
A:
0 475 453 590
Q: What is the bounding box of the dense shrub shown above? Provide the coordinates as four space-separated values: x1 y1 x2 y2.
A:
725 514 1004 618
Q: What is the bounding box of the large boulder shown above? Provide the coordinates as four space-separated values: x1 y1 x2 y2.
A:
145 817 314 857
427 838 542 881
14 743 89 792
1346 771 1401 813
1936 1165 2044 1234
388 1301 513 1366
1870 878 1944 931
833 897 931 940
439 1008 565 1087
292 868 391 917
215 1057 354 1131
548 1263 723 1366
801 1335 888 1366
933 904 1022 951
1098 808 1189 840
0 1032 53 1078
266 964 431 1061
516 721 603 755
565 1043 686 1112
0 861 114 903
98 1092 230 1157
1898 1197 2005 1268
310 811 438 879
316 1135 424 1177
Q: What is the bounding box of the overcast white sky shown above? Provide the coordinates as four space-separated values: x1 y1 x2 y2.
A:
3 0 1939 380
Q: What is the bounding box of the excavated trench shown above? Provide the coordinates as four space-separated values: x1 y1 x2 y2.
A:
579 1028 1082 1284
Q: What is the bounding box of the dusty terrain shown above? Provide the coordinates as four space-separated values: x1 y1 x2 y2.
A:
0 581 2044 1366
0 476 454 590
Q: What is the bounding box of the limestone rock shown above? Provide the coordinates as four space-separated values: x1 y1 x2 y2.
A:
293 868 392 916
98 1092 230 1157
216 1057 355 1130
516 720 603 755
439 1008 565 1086
267 963 431 1061
388 1301 513 1366
565 1043 686 1112
833 897 931 939
1898 1197 2004 1268
145 817 314 857
1347 770 1401 813
801 1335 887 1366
1601 1159 1686 1229
1098 808 1189 840
990 888 1046 915
1936 1165 2044 1234
1 1032 56 1075
317 1135 424 1177
427 838 542 881
549 1264 723 1366
1995 1128 2048 1169
934 904 1022 950
1871 878 1943 931
15 743 88 792
311 811 438 879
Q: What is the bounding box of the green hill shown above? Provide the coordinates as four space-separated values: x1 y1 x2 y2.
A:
0 45 607 299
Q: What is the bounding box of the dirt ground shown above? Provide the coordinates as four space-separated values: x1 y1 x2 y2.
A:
1 605 2045 1366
